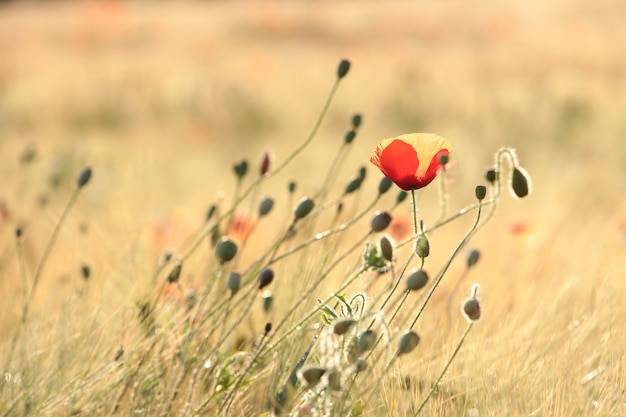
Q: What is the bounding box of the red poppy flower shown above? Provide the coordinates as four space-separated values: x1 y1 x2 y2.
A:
370 133 452 191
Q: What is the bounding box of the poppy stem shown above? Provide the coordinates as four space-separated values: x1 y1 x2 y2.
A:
411 188 419 252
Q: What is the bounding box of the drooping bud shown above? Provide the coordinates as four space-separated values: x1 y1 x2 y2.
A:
216 237 238 263
397 331 420 356
301 366 326 388
344 177 362 194
379 236 394 262
233 160 248 180
510 167 531 198
166 262 182 283
344 129 357 144
258 196 275 217
328 369 342 391
351 114 362 129
406 269 428 291
358 166 367 181
337 59 351 79
294 197 314 220
396 191 408 204
463 297 481 322
258 267 274 289
260 151 271 176
378 177 393 195
288 181 297 194
370 211 392 232
475 185 487 201
77 167 92 188
227 272 242 296
81 264 91 281
356 330 377 353
466 249 480 268
355 358 368 373
333 318 357 335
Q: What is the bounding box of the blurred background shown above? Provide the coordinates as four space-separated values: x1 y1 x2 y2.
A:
1 1 625 413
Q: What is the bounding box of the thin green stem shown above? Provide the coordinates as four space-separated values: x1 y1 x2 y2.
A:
413 323 474 416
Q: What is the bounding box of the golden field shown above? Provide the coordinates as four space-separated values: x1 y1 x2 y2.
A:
0 1 625 416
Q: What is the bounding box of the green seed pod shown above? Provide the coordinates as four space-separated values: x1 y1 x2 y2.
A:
370 211 392 232
344 177 362 194
344 129 357 144
333 318 357 335
351 113 362 129
463 298 481 321
485 169 498 185
356 330 377 353
467 249 480 268
227 272 242 296
233 160 248 179
166 262 182 283
475 185 487 201
415 233 430 258
438 154 450 166
337 59 351 79
301 366 326 387
77 167 92 188
258 196 274 217
216 237 238 263
511 167 531 198
379 236 394 262
397 331 420 356
258 267 274 290
294 197 314 220
406 269 428 291
378 177 393 194
396 191 408 204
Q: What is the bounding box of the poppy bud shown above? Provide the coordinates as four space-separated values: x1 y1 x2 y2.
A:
294 197 314 220
337 59 351 79
356 330 377 354
511 167 531 198
15 226 23 239
336 201 344 215
370 211 392 232
206 204 217 221
396 191 408 204
216 237 238 263
262 290 273 312
260 151 271 176
438 154 450 166
77 167 92 188
467 249 480 268
166 262 182 283
233 160 248 179
344 177 362 194
379 236 394 262
355 359 368 373
475 185 487 201
264 322 272 334
397 331 420 356
406 269 428 291
358 166 367 181
485 169 498 185
288 181 297 194
415 233 430 258
258 267 274 289
378 177 393 195
328 369 342 391
227 272 242 296
344 129 356 144
462 297 481 322
81 264 91 281
258 197 274 217
301 366 326 387
333 318 356 335
351 114 362 129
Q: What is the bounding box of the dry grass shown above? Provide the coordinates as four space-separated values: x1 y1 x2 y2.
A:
1 1 625 416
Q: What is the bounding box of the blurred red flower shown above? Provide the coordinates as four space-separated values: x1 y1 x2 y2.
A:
370 133 452 191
